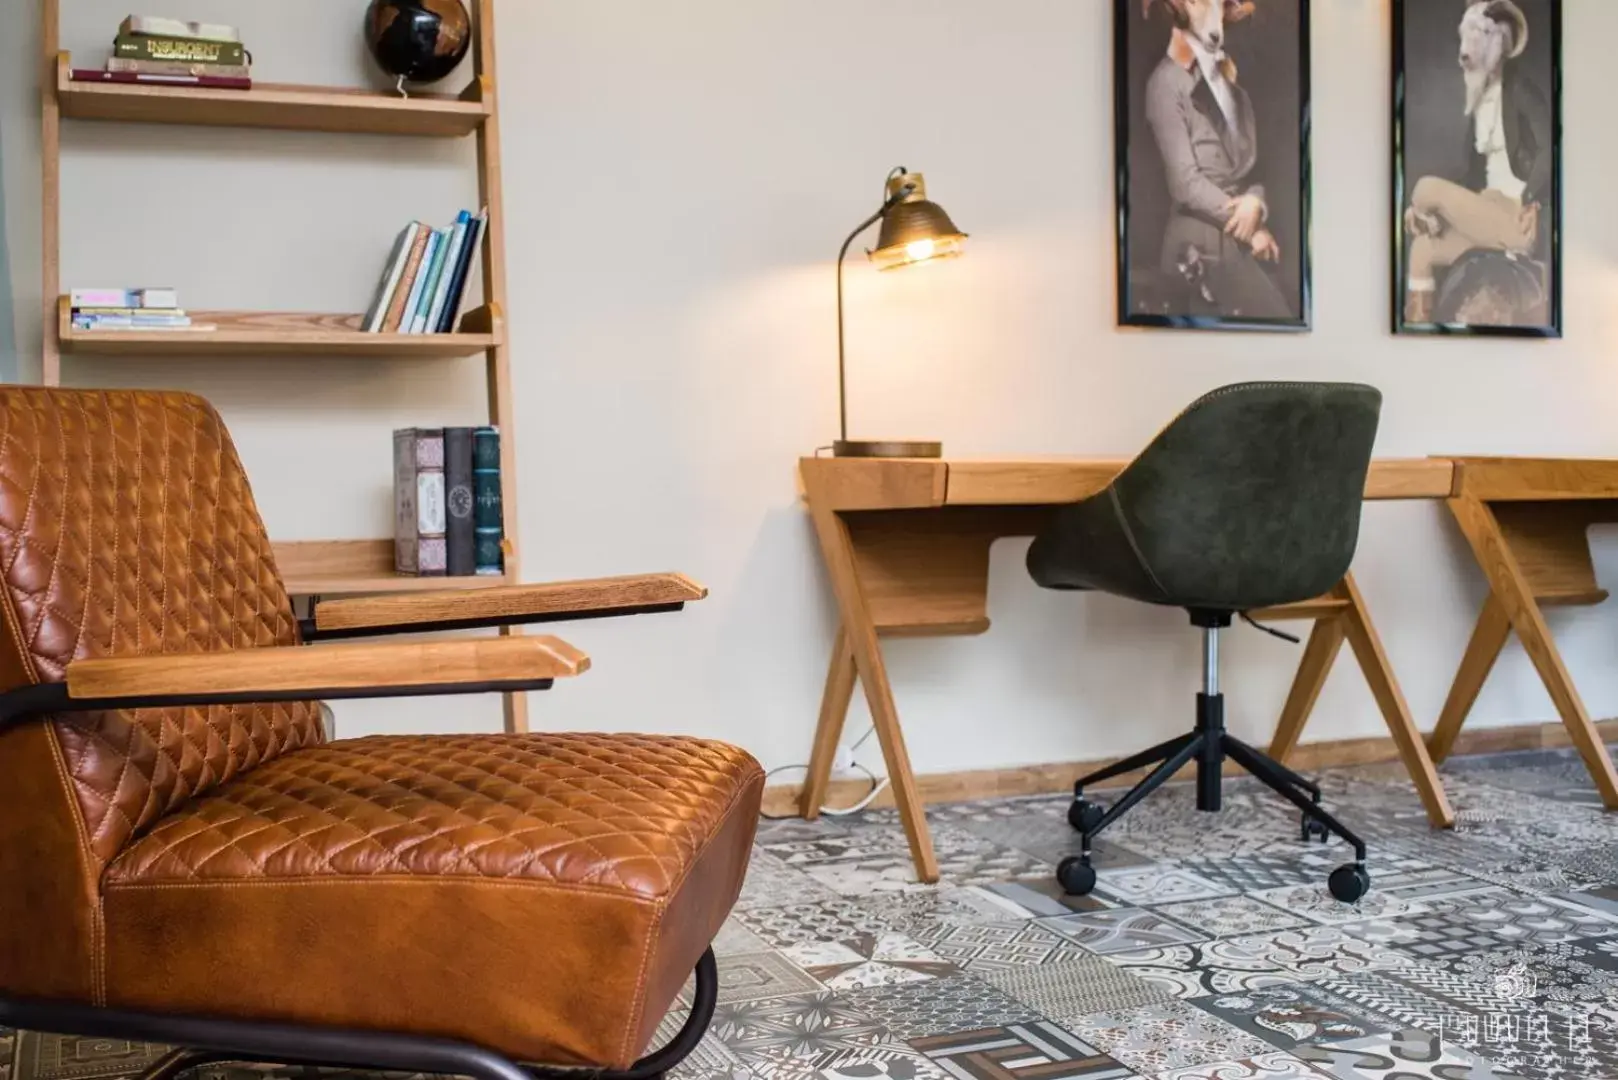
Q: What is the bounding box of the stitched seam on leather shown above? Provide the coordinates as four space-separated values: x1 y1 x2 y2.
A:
1106 487 1169 600
616 764 760 1064
47 727 107 1005
621 892 665 1065
655 763 762 900
0 518 107 1006
102 876 674 899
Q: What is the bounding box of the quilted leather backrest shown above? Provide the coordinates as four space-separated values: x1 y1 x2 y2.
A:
0 388 324 863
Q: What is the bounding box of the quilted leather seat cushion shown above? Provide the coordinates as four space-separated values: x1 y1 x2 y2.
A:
101 732 764 1069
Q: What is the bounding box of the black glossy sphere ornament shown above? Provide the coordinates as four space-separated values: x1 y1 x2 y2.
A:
364 0 472 86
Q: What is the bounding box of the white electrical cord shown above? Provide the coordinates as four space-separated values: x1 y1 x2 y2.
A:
761 725 889 819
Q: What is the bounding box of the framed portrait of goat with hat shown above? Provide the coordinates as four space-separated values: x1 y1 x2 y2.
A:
1395 0 1562 337
1114 0 1312 332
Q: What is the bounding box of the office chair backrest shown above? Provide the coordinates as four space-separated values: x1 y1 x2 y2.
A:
1104 381 1381 611
0 388 323 1000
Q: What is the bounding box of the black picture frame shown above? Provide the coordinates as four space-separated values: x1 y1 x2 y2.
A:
1114 0 1312 333
1392 0 1562 338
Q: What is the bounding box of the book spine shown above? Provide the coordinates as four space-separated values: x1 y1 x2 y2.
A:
363 225 416 332
415 429 448 576
137 287 179 309
393 429 420 575
107 57 251 78
73 68 250 89
382 224 429 333
410 229 450 335
120 16 241 43
473 427 505 577
70 288 139 307
438 211 486 333
115 36 246 65
402 231 441 336
444 428 476 576
73 315 192 329
424 213 470 334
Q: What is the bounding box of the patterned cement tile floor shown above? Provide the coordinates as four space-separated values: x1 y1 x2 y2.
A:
11 747 1618 1080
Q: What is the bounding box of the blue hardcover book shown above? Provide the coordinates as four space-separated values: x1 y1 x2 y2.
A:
399 229 441 336
436 209 486 333
424 212 472 334
472 426 504 576
409 228 451 334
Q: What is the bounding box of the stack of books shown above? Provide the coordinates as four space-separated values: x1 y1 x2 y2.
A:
71 14 252 90
394 426 505 578
70 287 213 332
363 211 489 335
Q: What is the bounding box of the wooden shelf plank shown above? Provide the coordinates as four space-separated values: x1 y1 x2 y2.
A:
273 539 511 597
56 53 488 137
59 301 501 358
284 572 512 597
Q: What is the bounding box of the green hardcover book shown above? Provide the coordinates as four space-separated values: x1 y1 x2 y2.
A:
114 35 246 66
472 427 505 577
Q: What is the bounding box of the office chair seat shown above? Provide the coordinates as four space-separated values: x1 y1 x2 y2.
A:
1028 382 1382 904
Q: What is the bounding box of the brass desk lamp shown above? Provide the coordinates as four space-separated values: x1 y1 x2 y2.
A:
833 167 967 459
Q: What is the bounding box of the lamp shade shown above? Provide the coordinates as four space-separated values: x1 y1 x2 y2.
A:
869 172 967 271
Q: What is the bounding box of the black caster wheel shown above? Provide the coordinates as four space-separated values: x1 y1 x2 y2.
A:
1068 798 1105 834
1328 864 1371 904
1300 811 1329 844
1057 856 1097 896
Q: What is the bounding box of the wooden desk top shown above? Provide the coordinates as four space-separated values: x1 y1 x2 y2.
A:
800 456 1459 512
1449 457 1618 501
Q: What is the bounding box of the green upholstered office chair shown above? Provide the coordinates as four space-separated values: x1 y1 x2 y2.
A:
1028 381 1382 904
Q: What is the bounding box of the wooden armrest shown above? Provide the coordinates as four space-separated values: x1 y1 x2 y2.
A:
64 637 589 703
309 572 707 637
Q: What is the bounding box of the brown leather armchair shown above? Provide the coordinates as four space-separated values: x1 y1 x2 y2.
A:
0 388 764 1080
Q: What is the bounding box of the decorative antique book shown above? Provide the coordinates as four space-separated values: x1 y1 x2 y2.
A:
382 224 430 333
119 15 241 43
473 427 504 576
394 428 447 576
107 58 252 78
113 35 248 66
444 428 476 576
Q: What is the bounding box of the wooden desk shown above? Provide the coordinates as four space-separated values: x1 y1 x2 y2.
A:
1430 458 1618 807
799 456 1458 883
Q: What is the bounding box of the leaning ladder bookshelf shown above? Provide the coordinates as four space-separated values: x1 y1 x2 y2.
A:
39 0 529 733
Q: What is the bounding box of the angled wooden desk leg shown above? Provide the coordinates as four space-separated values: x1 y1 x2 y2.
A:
1268 615 1347 763
1448 495 1618 809
1338 573 1456 828
801 482 940 883
1428 595 1511 764
801 628 857 820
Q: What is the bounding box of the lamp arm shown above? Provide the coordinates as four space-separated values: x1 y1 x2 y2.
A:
836 198 901 445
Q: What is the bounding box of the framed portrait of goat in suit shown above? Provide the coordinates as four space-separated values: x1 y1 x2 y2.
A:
1395 0 1562 337
1115 0 1311 332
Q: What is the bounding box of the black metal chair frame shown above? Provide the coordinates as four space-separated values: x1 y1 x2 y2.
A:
0 948 718 1080
0 600 724 1080
1059 609 1369 904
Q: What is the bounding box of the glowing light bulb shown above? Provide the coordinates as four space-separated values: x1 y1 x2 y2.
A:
905 239 937 263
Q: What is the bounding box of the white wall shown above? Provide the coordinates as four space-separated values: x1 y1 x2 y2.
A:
12 1 1618 779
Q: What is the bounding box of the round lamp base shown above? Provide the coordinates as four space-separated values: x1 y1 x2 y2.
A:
833 440 943 460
